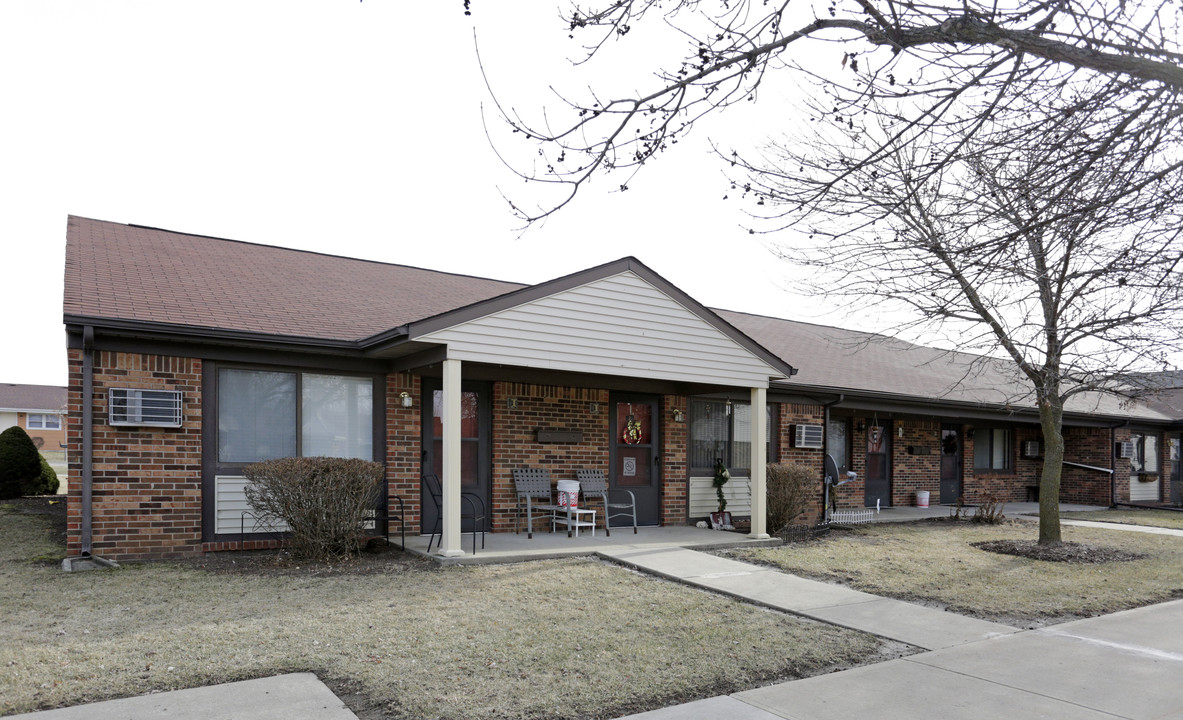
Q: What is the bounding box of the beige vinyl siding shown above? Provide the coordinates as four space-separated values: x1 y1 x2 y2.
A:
416 272 780 388
214 476 289 535
689 475 753 518
1130 476 1160 502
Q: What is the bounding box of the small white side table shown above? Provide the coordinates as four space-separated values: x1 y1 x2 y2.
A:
552 507 596 537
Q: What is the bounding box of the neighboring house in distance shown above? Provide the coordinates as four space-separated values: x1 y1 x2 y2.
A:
0 383 67 453
62 216 1182 561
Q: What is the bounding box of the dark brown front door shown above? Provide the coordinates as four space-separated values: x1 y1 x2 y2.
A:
421 381 491 534
865 422 891 507
609 394 661 526
940 425 962 504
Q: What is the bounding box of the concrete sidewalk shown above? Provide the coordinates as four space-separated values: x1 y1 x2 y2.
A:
7 673 357 720
599 546 1016 651
609 548 1183 720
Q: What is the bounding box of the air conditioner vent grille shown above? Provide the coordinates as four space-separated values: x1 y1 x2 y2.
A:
794 424 824 449
109 388 183 428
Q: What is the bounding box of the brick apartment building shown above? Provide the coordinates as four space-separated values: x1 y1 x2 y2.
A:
62 217 1180 560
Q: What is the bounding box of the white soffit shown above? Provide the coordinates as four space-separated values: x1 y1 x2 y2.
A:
414 271 781 387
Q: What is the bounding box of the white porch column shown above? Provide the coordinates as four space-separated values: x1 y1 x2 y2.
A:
437 357 465 557
748 386 769 539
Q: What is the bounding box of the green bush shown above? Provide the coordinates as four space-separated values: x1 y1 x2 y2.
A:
767 462 816 534
36 456 60 495
243 456 384 560
0 426 43 499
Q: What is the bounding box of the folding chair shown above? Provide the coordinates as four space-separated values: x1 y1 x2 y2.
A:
576 468 637 536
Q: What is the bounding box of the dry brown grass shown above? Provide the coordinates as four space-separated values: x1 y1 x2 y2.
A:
1060 508 1183 530
728 519 1183 628
0 502 882 719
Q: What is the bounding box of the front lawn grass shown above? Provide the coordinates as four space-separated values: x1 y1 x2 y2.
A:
0 501 884 719
728 520 1183 628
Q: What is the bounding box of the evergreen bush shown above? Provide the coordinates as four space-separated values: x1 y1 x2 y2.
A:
36 456 60 495
0 426 43 499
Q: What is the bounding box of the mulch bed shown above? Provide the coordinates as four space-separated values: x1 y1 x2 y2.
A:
3 495 67 546
972 539 1147 564
177 537 439 577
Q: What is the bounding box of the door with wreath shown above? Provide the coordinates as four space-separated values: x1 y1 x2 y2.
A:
609 394 662 526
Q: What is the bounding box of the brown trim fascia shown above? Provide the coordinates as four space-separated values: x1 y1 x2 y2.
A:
389 346 449 373
807 392 1160 428
410 361 703 396
67 332 390 374
64 315 364 352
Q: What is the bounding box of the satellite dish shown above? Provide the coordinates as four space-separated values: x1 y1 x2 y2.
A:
824 454 840 485
825 454 855 486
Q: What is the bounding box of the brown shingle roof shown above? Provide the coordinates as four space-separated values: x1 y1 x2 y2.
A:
717 309 1173 422
64 216 524 342
63 216 1173 422
0 384 67 413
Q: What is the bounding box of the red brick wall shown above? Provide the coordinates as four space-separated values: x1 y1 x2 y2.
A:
962 425 1115 505
891 420 941 506
962 426 1041 503
1113 427 1132 502
67 349 203 560
660 394 689 526
779 403 826 523
490 383 610 532
386 373 422 531
1061 426 1114 505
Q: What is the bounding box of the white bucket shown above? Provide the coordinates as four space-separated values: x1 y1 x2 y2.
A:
915 490 930 508
557 479 580 507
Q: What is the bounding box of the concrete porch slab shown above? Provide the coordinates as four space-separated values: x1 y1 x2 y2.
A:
400 526 781 565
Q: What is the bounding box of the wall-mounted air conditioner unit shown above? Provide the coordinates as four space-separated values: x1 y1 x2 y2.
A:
1021 440 1041 458
109 388 183 428
794 424 824 449
1115 441 1134 459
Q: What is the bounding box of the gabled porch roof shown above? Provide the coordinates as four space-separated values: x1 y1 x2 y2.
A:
368 257 795 389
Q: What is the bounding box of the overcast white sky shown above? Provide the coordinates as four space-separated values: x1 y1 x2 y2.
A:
0 1 895 387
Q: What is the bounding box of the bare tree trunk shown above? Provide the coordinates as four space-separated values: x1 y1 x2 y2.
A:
1037 393 1064 545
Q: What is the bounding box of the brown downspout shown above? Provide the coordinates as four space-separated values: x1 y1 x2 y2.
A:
821 395 845 522
81 325 94 556
1107 418 1126 508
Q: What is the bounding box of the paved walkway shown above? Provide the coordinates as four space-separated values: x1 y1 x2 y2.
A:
8 673 356 720
618 599 1183 720
608 546 1183 720
1036 517 1183 537
598 546 1016 651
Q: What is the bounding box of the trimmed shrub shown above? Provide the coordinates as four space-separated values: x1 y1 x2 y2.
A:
767 462 815 534
36 456 60 495
243 456 383 560
0 426 43 499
